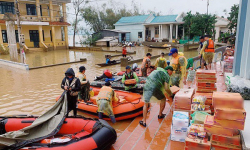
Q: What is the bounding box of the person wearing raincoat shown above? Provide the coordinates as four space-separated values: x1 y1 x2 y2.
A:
121 66 139 91
76 66 90 102
141 53 152 77
169 48 187 87
139 68 173 127
96 82 119 123
155 52 167 68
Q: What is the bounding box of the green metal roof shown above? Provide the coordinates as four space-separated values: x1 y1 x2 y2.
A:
115 15 150 24
150 15 178 23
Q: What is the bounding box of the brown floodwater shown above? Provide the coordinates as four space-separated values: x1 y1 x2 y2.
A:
0 46 198 117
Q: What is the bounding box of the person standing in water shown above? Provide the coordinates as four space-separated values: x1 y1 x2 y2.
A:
141 53 152 77
61 68 81 117
199 35 215 70
76 66 90 102
96 82 119 123
155 52 167 68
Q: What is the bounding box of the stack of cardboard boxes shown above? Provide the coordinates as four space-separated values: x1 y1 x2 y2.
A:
204 92 246 150
171 111 189 142
224 56 234 73
196 69 217 93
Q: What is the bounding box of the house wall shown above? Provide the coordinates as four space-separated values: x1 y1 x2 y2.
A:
115 24 144 42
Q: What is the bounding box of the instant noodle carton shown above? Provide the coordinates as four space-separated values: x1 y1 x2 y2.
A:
214 107 246 121
213 92 244 109
196 69 216 78
197 87 217 93
174 88 194 110
196 77 217 83
185 136 211 150
204 115 239 137
212 143 241 150
170 86 180 94
197 82 216 88
214 117 245 130
211 134 241 147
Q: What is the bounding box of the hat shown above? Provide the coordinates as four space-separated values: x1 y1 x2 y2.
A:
105 81 111 86
126 66 131 69
146 53 152 56
199 36 204 39
168 48 178 56
79 66 86 72
165 66 173 71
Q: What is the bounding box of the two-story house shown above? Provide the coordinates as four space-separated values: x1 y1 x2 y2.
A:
0 0 70 51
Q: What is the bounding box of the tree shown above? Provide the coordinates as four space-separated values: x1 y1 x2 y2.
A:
72 0 87 47
227 4 239 35
183 11 217 39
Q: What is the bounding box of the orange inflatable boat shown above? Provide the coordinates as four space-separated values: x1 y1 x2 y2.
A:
0 116 117 150
77 87 144 121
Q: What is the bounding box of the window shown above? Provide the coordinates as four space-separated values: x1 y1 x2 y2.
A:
40 5 42 16
26 4 37 15
138 32 142 38
15 30 19 42
0 1 15 14
155 27 159 38
47 5 50 16
50 30 52 41
2 30 7 43
61 27 65 41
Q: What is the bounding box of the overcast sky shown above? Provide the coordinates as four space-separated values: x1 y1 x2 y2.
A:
67 0 240 33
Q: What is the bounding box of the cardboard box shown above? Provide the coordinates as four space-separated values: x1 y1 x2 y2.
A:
171 125 188 142
197 87 217 93
214 117 245 130
170 86 180 94
196 77 217 83
214 107 246 121
196 69 216 76
212 143 241 150
204 115 239 137
172 111 189 127
174 88 194 110
197 82 216 88
185 137 211 150
211 134 241 146
213 92 244 109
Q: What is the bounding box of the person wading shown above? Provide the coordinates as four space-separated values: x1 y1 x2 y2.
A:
199 35 215 70
198 36 208 70
169 48 187 87
141 53 152 77
139 68 173 127
96 82 119 123
76 66 90 102
122 66 139 91
155 52 167 68
122 45 127 58
61 68 81 117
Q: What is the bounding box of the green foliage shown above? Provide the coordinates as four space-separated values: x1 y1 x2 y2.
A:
80 2 160 33
227 4 239 35
183 11 217 39
218 32 231 42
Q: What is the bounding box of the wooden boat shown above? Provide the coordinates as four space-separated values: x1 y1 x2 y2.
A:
96 60 121 67
77 87 145 121
0 116 117 150
149 45 171 49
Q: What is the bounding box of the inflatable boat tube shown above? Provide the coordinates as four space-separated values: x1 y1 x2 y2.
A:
0 116 117 150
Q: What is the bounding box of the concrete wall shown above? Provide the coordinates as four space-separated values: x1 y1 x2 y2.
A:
115 24 144 42
0 59 29 70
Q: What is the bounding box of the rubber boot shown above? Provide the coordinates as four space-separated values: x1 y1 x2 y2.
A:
110 116 116 124
98 112 103 119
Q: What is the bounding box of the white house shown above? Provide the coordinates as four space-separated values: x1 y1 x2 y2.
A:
114 14 185 42
215 16 230 42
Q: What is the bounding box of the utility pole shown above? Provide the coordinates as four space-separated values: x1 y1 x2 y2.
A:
14 0 24 63
207 0 209 15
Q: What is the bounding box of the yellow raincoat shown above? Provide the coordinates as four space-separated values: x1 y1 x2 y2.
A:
170 53 187 87
96 86 119 116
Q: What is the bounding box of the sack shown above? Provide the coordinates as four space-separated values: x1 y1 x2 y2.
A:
70 91 79 96
124 79 136 86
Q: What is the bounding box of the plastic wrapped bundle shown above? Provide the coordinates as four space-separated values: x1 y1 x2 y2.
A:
187 69 196 82
192 96 206 111
191 111 211 124
188 124 206 138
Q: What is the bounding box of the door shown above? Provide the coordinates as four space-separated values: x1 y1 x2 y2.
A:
29 30 39 47
121 33 126 42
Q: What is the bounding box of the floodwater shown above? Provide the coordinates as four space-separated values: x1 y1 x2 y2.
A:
0 46 197 117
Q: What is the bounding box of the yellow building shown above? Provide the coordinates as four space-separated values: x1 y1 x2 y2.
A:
0 0 70 51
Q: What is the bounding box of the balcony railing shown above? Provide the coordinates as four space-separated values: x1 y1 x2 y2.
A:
41 16 50 22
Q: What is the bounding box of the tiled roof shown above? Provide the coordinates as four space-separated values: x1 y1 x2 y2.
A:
0 20 6 24
115 15 150 24
150 15 178 23
49 22 71 26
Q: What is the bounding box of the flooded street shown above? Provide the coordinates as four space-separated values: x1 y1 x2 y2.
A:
0 46 198 117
